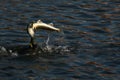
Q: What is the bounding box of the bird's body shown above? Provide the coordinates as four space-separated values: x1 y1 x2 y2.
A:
27 20 60 48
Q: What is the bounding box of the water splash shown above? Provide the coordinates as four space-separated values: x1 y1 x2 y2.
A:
44 26 66 51
9 50 18 57
60 25 65 38
0 46 8 56
45 32 51 50
38 28 71 54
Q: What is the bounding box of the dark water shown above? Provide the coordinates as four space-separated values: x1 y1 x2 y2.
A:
0 0 120 80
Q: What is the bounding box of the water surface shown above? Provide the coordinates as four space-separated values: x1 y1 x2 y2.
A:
0 0 120 80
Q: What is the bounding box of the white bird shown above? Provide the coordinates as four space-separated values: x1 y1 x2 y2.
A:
27 20 60 48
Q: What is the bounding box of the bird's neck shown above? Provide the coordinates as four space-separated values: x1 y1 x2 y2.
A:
29 37 35 48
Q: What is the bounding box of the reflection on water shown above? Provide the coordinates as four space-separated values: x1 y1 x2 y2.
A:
0 0 120 80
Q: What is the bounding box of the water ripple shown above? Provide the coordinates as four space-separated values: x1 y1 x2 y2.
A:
0 0 119 80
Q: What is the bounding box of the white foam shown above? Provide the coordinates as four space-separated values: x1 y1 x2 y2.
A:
0 46 7 54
